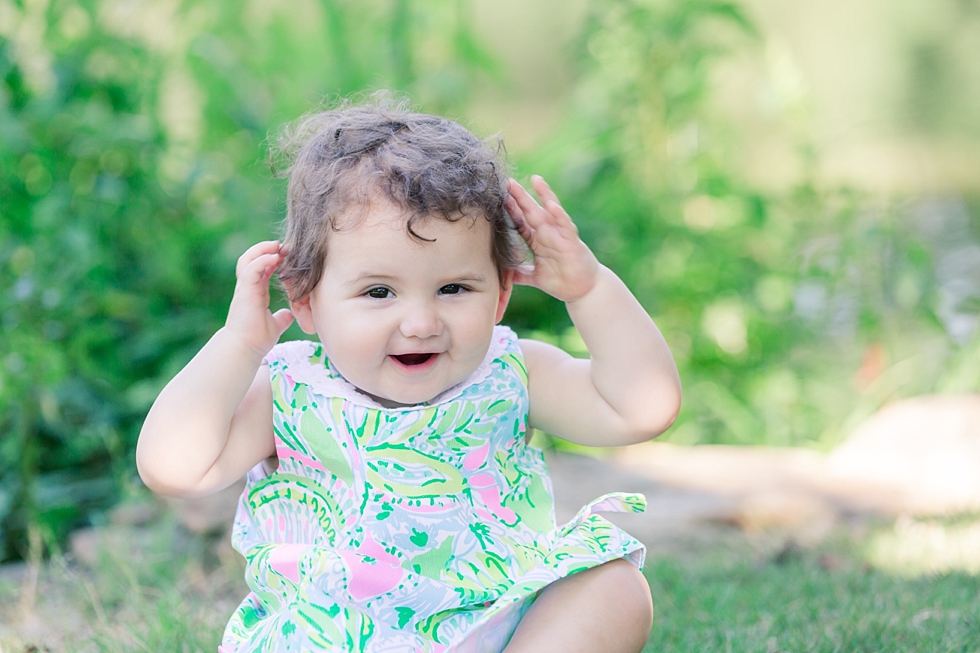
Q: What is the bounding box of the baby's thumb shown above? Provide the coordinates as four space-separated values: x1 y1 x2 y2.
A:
272 308 295 335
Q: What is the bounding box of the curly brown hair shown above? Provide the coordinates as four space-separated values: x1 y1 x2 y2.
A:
272 94 525 302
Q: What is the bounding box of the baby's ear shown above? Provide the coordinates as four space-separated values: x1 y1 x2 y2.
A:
495 269 516 324
286 288 318 335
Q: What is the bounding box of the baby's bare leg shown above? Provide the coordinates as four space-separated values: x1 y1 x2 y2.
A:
503 559 653 653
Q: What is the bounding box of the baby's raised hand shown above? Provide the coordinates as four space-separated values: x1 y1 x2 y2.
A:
506 176 600 302
225 241 294 356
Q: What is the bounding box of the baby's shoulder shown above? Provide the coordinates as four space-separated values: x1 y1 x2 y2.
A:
512 334 578 388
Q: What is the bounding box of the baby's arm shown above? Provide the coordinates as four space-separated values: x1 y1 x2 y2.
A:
508 177 682 446
136 241 294 497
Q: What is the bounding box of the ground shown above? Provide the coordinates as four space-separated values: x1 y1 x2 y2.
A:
2 440 979 651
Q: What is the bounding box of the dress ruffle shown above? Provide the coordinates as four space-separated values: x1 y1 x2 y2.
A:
449 492 647 653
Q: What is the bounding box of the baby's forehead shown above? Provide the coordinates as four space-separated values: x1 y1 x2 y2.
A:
332 198 491 239
320 207 498 285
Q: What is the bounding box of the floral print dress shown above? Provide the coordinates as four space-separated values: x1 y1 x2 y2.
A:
220 326 646 652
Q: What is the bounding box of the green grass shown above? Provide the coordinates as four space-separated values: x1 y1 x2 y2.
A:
644 546 980 652
0 515 243 652
1 516 978 652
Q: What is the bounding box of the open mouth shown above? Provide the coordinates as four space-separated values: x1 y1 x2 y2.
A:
392 353 435 366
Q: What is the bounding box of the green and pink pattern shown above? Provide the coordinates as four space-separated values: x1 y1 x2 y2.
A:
220 326 646 652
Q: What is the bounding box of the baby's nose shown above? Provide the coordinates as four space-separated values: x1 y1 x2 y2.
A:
398 302 442 339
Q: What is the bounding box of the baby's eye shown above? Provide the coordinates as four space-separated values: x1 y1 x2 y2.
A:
439 284 465 295
366 287 391 299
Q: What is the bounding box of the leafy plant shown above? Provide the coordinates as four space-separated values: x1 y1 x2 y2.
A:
510 0 976 451
0 0 509 561
2 0 978 563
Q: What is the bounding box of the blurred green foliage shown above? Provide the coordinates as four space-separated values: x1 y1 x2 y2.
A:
0 0 495 562
512 0 980 452
0 0 251 562
1 0 978 562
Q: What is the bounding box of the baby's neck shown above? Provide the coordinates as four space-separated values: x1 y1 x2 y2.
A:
359 388 427 409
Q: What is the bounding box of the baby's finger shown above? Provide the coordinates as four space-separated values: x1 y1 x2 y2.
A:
507 178 540 211
503 192 524 223
504 193 533 242
530 175 578 233
508 179 552 230
530 175 563 209
271 308 295 336
236 241 281 277
239 251 282 286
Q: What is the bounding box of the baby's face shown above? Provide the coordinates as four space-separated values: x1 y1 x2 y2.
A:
290 201 513 407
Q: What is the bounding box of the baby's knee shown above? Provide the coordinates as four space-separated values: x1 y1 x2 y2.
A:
599 559 654 630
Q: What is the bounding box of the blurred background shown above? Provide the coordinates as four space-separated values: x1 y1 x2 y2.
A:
2 0 980 563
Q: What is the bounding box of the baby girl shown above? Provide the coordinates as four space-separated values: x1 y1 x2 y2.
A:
137 97 681 652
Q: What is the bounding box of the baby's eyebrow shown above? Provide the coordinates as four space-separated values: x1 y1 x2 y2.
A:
345 272 490 286
451 275 489 284
345 272 398 286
